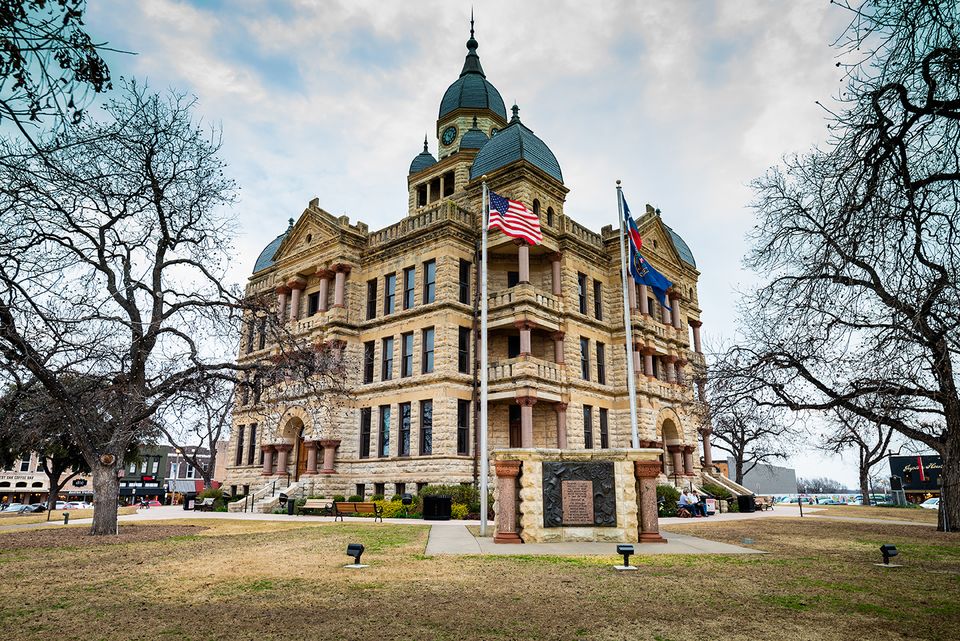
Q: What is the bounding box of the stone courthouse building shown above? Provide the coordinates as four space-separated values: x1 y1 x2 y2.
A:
224 24 715 510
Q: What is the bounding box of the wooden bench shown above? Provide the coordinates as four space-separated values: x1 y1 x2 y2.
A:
333 501 383 522
754 497 774 511
194 498 215 512
300 499 332 516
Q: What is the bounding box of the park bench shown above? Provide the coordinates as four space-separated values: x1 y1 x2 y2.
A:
754 497 774 511
300 499 332 516
194 498 215 512
333 501 383 523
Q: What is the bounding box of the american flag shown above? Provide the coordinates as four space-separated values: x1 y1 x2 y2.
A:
488 190 542 245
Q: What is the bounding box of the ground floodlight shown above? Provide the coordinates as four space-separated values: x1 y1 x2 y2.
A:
278 493 288 506
345 543 367 568
615 544 637 571
880 544 898 565
401 493 413 506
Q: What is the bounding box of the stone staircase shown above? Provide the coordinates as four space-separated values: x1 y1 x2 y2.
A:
229 479 304 513
700 470 753 496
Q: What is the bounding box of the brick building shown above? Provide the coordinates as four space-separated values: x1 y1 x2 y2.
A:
223 23 714 510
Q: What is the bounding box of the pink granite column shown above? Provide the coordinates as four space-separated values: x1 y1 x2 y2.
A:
675 358 686 385
668 445 683 477
274 444 292 475
275 286 290 323
633 343 642 373
670 293 682 329
550 253 563 296
303 441 319 474
639 285 650 315
554 403 568 449
517 396 536 448
260 445 275 476
494 460 522 544
516 321 532 356
316 269 333 312
664 356 677 384
634 461 667 543
627 276 637 310
332 264 351 308
683 446 695 476
517 241 530 284
690 320 703 354
551 331 565 364
661 301 672 326
288 278 306 322
319 439 340 473
700 428 714 469
643 349 655 378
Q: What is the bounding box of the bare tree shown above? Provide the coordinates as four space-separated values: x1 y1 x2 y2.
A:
733 0 960 531
820 409 897 506
157 379 232 491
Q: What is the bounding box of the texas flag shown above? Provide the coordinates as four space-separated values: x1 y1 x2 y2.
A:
623 196 672 309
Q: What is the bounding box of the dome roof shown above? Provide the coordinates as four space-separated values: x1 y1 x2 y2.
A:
470 105 563 183
438 24 507 120
253 219 294 273
663 222 696 268
459 116 489 151
409 137 437 175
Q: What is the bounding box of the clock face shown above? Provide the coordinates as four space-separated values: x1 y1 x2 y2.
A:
490 127 499 136
442 126 457 145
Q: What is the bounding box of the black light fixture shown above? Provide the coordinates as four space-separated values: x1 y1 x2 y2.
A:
401 493 413 506
278 492 288 507
880 544 899 565
346 543 366 568
615 544 636 571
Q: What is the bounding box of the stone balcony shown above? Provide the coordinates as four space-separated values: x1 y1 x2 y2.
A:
487 284 563 330
488 355 563 399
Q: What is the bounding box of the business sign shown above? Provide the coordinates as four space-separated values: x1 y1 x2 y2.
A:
72 479 88 488
889 455 942 492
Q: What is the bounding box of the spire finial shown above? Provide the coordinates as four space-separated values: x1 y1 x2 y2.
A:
423 134 429 152
287 217 295 229
470 7 475 39
510 103 520 123
472 115 479 128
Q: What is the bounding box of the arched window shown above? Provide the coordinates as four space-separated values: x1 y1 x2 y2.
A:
0 482 10 488
546 207 555 227
533 199 541 216
32 482 44 488
15 482 27 488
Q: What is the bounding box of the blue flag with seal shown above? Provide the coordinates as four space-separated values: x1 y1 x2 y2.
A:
623 197 672 309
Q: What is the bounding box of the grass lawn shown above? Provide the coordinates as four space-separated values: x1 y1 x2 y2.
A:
0 504 138 526
1 516 958 640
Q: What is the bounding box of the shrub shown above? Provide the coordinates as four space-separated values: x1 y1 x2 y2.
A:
332 495 346 503
306 495 325 500
370 494 385 502
347 494 363 502
701 482 732 501
197 487 226 509
727 498 739 513
451 503 469 520
390 494 402 502
419 484 489 513
657 484 680 517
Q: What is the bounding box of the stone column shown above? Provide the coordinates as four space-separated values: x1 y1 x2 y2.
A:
554 403 568 449
689 320 703 354
275 286 290 323
288 278 306 322
661 302 672 326
667 445 684 477
627 277 637 310
550 253 563 296
274 444 292 475
517 396 536 448
643 349 655 378
675 359 686 385
494 460 522 544
664 356 677 384
639 285 650 315
517 241 530 284
551 331 565 364
700 428 714 469
696 381 707 403
633 343 642 373
260 445 275 476
316 269 333 312
303 441 319 474
671 293 682 329
682 446 695 476
332 265 351 308
516 321 532 356
634 460 667 543
319 439 340 474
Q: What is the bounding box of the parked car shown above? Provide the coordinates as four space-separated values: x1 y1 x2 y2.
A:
920 498 940 510
25 503 47 512
1 503 26 513
65 501 90 510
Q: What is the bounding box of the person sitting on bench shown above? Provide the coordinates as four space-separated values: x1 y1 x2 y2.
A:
689 491 707 517
678 490 694 517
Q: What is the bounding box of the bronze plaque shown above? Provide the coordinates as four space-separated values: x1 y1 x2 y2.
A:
561 480 594 525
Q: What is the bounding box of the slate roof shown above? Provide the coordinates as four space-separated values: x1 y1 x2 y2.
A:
469 105 563 183
664 223 696 268
253 219 294 273
409 137 438 174
438 26 507 120
459 118 489 150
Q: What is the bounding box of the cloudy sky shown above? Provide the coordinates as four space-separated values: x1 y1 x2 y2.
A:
82 0 881 486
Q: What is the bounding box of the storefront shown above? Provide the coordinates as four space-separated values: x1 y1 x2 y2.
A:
889 454 942 503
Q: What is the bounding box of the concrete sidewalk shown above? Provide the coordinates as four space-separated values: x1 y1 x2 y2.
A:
424 524 763 556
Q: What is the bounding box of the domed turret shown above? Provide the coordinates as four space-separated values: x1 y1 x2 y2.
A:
438 19 507 120
470 105 563 183
253 218 294 273
409 136 437 175
459 116 489 151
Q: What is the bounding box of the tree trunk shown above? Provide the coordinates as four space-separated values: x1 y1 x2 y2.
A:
45 477 63 522
859 469 871 508
940 438 960 533
90 462 120 536
735 457 744 485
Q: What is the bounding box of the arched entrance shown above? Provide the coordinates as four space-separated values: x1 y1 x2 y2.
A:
280 416 305 481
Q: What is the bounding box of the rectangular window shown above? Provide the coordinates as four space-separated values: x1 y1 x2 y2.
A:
247 424 257 465
457 399 470 455
596 342 606 385
384 273 396 315
366 279 377 320
578 272 588 314
509 405 521 448
401 332 414 377
599 408 609 449
399 402 411 457
593 279 602 320
459 259 471 304
583 405 594 449
381 337 394 380
245 318 255 354
420 400 433 455
129 461 136 474
257 316 266 350
378 405 391 458
307 291 320 316
547 208 554 227
580 337 590 380
374 482 385 497
20 458 30 472
458 326 471 374
363 340 375 383
508 335 521 359
356 484 365 498
507 271 520 288
151 457 159 474
403 266 415 309
359 408 372 459
423 259 436 304
421 327 434 374
140 460 148 473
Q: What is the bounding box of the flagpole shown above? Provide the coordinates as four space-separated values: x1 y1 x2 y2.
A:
617 180 640 449
479 177 490 536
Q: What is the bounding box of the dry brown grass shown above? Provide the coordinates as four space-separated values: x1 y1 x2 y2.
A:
809 504 938 524
1 516 958 641
0 504 138 526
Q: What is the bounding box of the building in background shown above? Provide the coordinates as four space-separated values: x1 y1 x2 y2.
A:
889 454 941 502
0 453 93 504
725 458 798 496
119 446 169 505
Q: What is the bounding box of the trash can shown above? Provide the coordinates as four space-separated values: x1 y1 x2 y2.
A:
738 494 756 513
183 493 197 510
287 498 296 515
422 495 452 521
